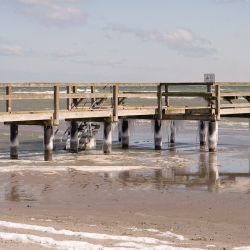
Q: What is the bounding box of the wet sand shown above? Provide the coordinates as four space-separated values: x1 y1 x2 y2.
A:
0 124 250 249
0 158 250 249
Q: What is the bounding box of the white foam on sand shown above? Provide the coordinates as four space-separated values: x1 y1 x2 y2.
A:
0 220 207 250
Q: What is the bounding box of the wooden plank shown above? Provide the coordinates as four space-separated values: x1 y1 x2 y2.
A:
59 93 113 99
162 114 216 121
0 111 54 122
185 108 212 115
0 82 160 87
118 92 156 98
220 103 250 108
220 108 250 115
0 93 54 100
160 82 212 86
220 92 250 97
215 82 250 86
162 92 213 98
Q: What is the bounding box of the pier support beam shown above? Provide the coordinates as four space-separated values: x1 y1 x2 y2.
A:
154 120 162 150
199 121 207 146
70 121 79 153
170 120 175 143
103 122 112 154
121 119 129 149
44 126 53 161
208 121 218 152
118 119 121 142
10 124 18 159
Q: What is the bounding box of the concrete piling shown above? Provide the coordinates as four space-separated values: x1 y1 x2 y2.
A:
199 121 207 146
121 119 129 149
208 121 218 152
154 120 162 150
170 120 175 143
118 119 122 142
10 124 18 159
44 126 53 161
103 122 112 154
70 121 79 153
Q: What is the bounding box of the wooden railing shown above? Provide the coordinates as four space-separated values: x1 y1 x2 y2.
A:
1 82 250 125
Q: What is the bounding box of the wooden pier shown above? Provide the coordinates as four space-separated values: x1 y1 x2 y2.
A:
1 81 250 160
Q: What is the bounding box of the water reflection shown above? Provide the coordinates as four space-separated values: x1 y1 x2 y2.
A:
116 151 250 193
1 151 250 203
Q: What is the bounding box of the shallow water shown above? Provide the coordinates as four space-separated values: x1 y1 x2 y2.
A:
0 120 250 204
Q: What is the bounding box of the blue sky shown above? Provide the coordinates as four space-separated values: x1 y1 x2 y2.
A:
0 0 249 83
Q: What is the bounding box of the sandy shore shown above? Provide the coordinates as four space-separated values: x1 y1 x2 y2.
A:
0 168 250 250
1 123 250 249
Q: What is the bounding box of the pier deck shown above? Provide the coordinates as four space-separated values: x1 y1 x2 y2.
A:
1 82 250 125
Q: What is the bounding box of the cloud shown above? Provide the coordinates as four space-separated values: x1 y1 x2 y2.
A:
3 0 88 27
0 45 24 56
107 25 217 58
51 49 85 57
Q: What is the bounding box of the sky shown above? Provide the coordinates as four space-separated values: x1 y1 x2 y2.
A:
0 0 249 83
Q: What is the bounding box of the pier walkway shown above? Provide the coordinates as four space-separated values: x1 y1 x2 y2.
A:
1 81 250 160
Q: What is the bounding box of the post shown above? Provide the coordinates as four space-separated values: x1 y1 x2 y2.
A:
91 86 96 107
54 86 59 125
113 85 118 122
215 85 220 120
6 86 11 112
154 120 162 150
165 84 169 106
199 121 207 146
10 124 18 159
73 86 78 107
157 84 162 120
118 119 122 142
67 86 72 111
44 126 53 161
121 118 129 149
170 120 175 143
70 121 78 153
103 122 112 154
208 121 218 152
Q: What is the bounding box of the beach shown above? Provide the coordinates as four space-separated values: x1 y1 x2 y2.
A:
0 120 250 249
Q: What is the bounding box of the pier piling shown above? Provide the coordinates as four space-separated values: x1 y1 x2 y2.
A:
10 124 18 159
199 121 207 146
103 122 112 154
121 119 129 149
208 121 218 152
154 120 162 150
44 126 53 161
70 121 79 153
170 121 175 143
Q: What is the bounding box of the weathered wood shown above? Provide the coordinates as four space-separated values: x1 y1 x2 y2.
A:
157 85 162 120
2 81 250 124
6 86 11 112
113 85 118 121
164 84 169 106
54 86 59 125
220 108 250 115
0 93 54 100
67 86 71 111
215 85 220 119
162 92 213 98
220 92 250 97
